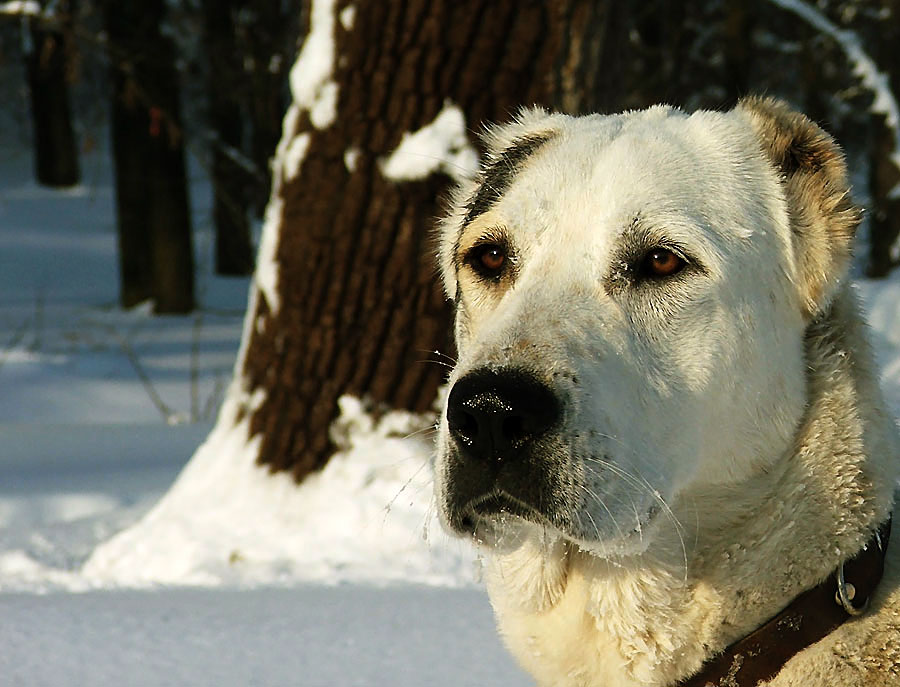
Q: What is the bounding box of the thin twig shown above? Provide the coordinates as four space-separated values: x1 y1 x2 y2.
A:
110 328 177 423
202 373 228 421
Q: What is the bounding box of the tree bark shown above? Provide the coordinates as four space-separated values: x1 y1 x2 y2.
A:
235 0 613 481
722 0 755 104
105 0 195 313
550 1 626 115
25 1 80 187
203 0 254 276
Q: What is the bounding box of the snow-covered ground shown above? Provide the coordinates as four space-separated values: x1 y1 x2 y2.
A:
0 587 524 686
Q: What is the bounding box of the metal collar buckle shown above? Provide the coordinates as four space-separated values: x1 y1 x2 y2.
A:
835 527 884 616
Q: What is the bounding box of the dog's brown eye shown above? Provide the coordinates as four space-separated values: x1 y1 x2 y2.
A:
468 243 507 279
480 247 505 271
642 248 685 278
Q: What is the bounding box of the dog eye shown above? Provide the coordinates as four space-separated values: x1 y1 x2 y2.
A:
468 244 507 279
640 248 685 278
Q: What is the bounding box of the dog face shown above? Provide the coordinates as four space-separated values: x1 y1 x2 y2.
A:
434 100 858 557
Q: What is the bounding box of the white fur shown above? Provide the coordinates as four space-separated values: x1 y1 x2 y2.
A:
435 105 900 686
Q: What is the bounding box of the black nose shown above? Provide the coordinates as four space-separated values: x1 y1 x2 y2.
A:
447 368 560 463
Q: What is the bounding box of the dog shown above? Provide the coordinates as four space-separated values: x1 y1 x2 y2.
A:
433 97 900 686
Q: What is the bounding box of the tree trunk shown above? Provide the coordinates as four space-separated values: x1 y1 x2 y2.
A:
235 0 615 482
722 0 754 104
236 2 296 217
203 0 253 276
25 1 80 187
108 75 153 307
550 1 626 115
105 0 195 313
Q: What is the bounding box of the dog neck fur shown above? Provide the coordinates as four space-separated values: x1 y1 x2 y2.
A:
484 284 897 687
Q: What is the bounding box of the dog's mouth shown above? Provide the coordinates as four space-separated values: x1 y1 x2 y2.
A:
448 479 668 555
457 491 548 536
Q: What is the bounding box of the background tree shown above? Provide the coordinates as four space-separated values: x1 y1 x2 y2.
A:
201 0 254 276
104 0 195 313
25 0 80 187
199 0 299 275
233 2 297 217
858 0 900 276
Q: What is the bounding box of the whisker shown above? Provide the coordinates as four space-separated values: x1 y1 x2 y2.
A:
415 348 459 365
399 425 438 441
581 453 689 581
416 358 455 370
383 456 431 528
578 482 627 543
582 506 603 542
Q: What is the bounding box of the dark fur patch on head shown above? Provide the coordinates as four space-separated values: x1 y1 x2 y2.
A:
463 132 556 226
738 96 861 318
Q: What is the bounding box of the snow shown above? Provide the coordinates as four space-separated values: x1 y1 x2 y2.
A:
0 1 40 16
1 587 525 686
255 162 284 314
290 0 340 131
83 394 475 588
283 131 311 180
339 4 356 31
0 424 213 593
345 145 361 172
380 102 480 183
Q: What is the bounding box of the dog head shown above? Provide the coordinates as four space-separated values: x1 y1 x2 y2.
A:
434 98 859 557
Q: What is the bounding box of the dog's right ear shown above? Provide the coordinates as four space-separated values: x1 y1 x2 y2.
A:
737 96 861 319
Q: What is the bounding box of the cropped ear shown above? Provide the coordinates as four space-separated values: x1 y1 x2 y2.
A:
737 96 861 319
479 106 555 160
436 106 559 301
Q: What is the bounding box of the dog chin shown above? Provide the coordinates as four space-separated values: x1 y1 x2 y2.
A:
454 496 560 553
464 515 542 553
459 500 662 560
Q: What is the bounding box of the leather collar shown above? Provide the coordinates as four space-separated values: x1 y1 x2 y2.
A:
679 516 892 687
